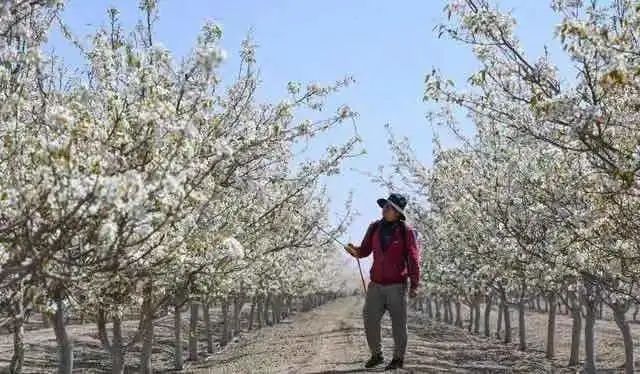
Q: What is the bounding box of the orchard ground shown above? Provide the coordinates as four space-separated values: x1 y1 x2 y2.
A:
0 296 637 373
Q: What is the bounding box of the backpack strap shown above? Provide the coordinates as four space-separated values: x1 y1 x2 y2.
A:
400 221 418 266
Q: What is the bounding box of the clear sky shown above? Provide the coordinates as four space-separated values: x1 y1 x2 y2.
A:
48 1 567 271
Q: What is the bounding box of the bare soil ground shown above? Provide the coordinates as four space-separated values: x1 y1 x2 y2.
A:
188 297 552 374
0 308 231 373
457 303 640 373
0 297 637 373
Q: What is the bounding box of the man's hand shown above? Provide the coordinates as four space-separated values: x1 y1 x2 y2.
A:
344 243 359 257
409 288 418 299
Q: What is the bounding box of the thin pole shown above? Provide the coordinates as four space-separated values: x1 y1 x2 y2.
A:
289 209 367 294
307 222 367 294
356 257 367 293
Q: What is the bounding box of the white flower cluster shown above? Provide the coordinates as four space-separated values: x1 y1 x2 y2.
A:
0 5 360 371
387 6 640 369
221 237 244 260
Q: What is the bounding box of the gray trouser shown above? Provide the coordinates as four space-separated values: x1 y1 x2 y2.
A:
362 282 408 359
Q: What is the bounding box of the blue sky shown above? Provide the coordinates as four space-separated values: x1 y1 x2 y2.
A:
48 1 567 269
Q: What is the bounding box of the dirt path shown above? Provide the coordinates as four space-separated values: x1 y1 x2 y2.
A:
4 296 632 373
189 297 553 374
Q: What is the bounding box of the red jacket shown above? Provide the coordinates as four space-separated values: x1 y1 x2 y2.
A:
356 220 420 290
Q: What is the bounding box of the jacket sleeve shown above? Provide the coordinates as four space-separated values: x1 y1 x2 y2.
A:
405 227 421 290
356 222 376 258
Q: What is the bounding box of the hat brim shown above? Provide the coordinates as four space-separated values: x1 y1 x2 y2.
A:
377 198 406 221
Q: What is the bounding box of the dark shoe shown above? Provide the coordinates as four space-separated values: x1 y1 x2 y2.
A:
385 358 404 370
364 354 384 368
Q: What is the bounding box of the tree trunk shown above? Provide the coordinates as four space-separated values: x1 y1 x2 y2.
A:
496 299 503 339
503 299 511 344
583 291 597 374
484 295 492 337
248 298 256 331
546 294 556 359
535 296 542 313
283 296 289 317
203 303 214 353
264 294 271 326
568 292 582 367
425 296 433 319
278 296 283 323
112 315 125 374
435 297 442 321
442 296 453 325
449 298 455 324
96 309 112 353
10 290 25 374
598 301 604 320
518 300 526 351
221 299 229 346
53 294 73 374
233 296 243 334
612 303 634 374
417 296 424 312
174 304 183 370
474 301 481 334
468 303 473 332
443 298 449 323
189 302 198 361
558 300 563 315
10 317 25 374
443 297 451 324
455 300 462 327
140 280 154 374
633 304 639 321
257 297 264 328
271 297 277 325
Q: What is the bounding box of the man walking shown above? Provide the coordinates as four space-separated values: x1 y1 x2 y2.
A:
345 193 420 370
